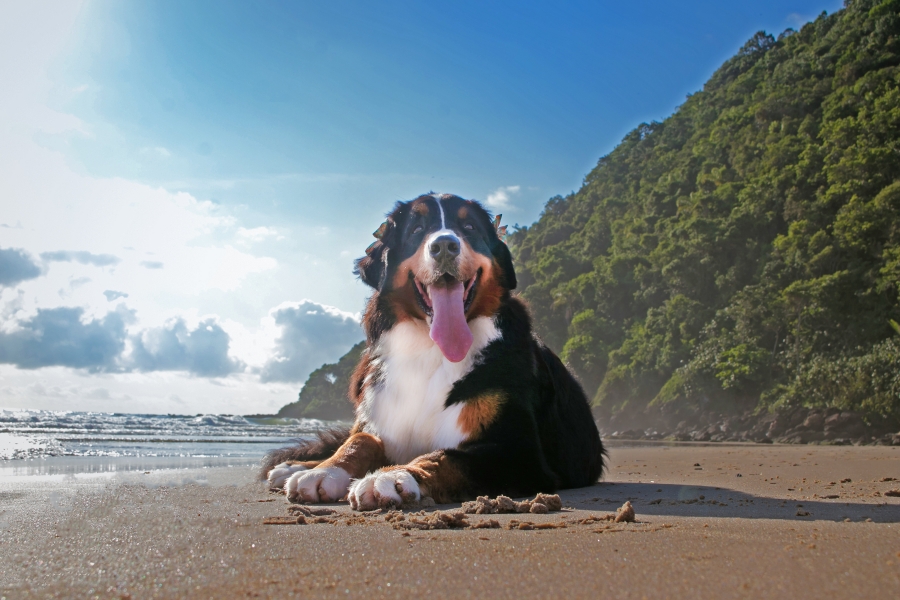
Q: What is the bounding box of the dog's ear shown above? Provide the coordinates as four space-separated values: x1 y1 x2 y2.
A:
355 242 386 289
355 201 412 290
492 238 517 290
354 218 395 289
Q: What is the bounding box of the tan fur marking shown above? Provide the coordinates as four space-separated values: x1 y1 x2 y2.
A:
411 201 430 215
454 237 482 284
382 451 469 503
457 392 504 438
457 206 468 219
318 433 388 479
392 253 427 290
389 292 422 323
466 256 504 320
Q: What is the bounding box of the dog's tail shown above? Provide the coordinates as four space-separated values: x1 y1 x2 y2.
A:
258 426 352 480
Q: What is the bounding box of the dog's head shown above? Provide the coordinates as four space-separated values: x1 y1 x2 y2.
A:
355 193 516 362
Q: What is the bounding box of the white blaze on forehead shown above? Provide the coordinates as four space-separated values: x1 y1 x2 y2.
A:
423 194 459 263
430 193 447 229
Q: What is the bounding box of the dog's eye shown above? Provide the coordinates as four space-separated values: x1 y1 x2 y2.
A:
413 226 423 234
464 223 474 230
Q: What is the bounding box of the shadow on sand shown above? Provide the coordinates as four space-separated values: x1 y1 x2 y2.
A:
556 482 900 523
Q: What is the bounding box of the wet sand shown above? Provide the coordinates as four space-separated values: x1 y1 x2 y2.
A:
1 444 898 598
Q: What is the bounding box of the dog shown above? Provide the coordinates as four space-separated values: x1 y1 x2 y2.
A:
263 193 604 510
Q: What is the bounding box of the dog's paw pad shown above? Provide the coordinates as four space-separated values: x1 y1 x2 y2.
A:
285 467 351 503
348 469 420 511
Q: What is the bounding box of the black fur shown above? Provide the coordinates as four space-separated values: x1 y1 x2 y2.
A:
490 236 517 290
441 296 605 497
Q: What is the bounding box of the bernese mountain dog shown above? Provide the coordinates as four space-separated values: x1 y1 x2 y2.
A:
263 193 604 510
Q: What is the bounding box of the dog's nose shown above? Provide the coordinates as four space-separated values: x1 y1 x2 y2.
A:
429 235 460 260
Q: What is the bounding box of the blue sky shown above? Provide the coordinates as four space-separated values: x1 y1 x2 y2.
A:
1 0 843 415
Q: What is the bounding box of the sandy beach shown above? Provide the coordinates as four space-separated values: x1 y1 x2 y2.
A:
1 443 898 599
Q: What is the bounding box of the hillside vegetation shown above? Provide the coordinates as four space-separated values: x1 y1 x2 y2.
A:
276 342 362 421
510 0 900 429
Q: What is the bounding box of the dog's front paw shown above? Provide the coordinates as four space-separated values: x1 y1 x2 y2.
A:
285 466 351 503
348 469 421 511
268 462 308 490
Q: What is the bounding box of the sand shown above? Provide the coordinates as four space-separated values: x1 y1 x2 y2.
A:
1 443 898 598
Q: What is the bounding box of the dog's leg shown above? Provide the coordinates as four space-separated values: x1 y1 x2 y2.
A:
284 433 386 503
348 434 559 511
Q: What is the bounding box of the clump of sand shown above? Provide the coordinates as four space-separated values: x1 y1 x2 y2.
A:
615 501 635 523
461 493 563 515
386 509 499 530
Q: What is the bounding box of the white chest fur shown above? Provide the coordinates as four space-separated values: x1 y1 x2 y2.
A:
359 316 501 464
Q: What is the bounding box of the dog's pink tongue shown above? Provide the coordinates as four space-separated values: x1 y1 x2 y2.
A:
428 280 473 362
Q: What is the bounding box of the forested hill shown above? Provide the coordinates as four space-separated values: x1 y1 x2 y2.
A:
510 0 900 429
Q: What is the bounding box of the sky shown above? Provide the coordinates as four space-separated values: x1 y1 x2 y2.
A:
0 0 844 415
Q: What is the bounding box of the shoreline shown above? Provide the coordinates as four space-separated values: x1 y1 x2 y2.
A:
0 439 843 479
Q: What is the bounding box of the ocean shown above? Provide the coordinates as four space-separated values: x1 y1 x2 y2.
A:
0 408 340 477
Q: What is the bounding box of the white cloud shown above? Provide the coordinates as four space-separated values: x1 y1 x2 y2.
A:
236 226 283 245
259 300 363 383
485 185 521 211
128 317 244 377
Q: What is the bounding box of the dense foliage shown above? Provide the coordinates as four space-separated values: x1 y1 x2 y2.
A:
510 0 900 427
276 342 362 421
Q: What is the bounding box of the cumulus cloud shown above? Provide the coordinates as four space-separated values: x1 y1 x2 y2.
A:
40 250 120 267
129 318 244 377
0 302 242 378
103 290 129 301
0 306 133 371
139 261 164 269
260 300 363 383
485 185 521 211
0 247 42 287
